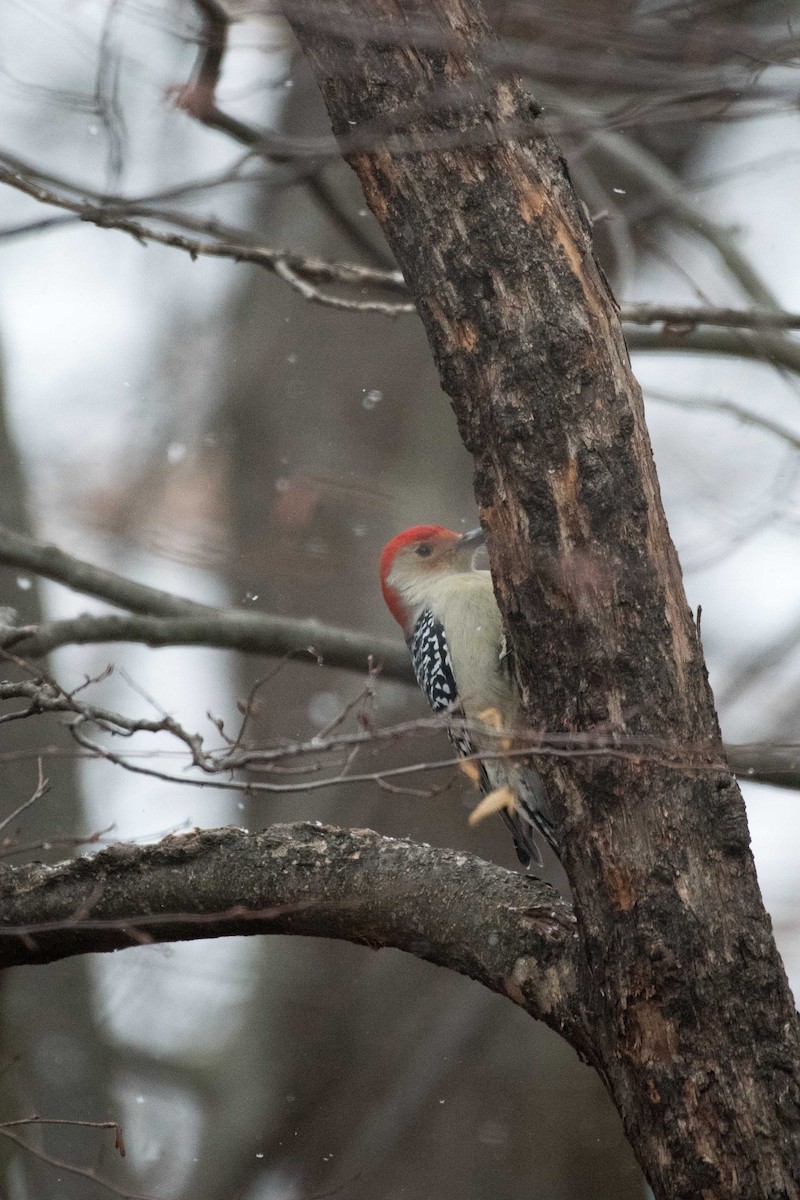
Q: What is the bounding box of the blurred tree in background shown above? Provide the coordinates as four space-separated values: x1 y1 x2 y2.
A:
0 0 799 1196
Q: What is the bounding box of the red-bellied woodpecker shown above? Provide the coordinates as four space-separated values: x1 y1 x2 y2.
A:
379 524 557 868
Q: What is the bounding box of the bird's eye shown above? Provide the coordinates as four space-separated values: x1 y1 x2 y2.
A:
415 543 433 557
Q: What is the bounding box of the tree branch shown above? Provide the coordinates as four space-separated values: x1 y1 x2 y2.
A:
0 524 413 681
727 744 800 791
2 526 799 796
622 304 800 331
6 158 800 340
0 822 582 1039
0 1124 143 1200
647 390 800 453
2 609 410 682
540 86 781 310
181 0 396 266
0 524 211 617
626 326 800 375
0 163 413 316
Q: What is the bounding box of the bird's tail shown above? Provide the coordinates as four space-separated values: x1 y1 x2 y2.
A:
500 806 543 869
487 762 559 870
516 772 560 865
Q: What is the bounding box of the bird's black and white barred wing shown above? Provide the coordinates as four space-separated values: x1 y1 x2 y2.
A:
409 609 459 713
409 609 481 762
409 608 486 771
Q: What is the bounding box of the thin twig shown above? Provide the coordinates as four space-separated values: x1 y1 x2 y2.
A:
0 759 49 835
273 257 413 315
622 304 800 331
0 1127 152 1200
67 718 728 798
6 157 800 334
0 163 413 315
1 609 412 680
0 524 412 680
0 675 795 791
0 1115 125 1157
647 390 800 452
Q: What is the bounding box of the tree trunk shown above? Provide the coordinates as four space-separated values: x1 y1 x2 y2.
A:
283 0 800 1195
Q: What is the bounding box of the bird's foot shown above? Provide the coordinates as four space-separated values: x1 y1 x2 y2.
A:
467 785 516 826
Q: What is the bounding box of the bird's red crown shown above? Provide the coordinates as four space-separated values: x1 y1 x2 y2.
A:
379 525 460 630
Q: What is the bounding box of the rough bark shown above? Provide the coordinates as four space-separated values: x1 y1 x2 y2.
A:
0 823 579 1033
283 1 800 1196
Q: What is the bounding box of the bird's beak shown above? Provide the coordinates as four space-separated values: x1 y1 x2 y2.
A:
459 526 485 547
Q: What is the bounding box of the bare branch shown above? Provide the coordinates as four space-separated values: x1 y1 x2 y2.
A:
7 675 789 801
0 524 412 680
622 305 800 332
0 1126 149 1200
283 2 800 109
539 86 781 309
647 391 800 453
6 156 800 337
0 524 211 617
626 326 800 376
0 146 406 288
726 744 800 792
0 146 281 220
180 0 395 264
185 0 227 101
272 256 412 315
1 609 411 682
0 163 412 316
0 1116 125 1156
0 823 582 1043
0 760 49 834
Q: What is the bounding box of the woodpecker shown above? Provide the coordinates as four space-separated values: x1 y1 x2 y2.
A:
379 524 557 868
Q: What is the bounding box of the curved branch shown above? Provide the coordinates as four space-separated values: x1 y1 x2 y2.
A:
7 159 800 338
0 524 413 681
622 304 800 332
0 524 210 617
0 163 412 316
540 86 780 309
627 327 800 375
0 822 582 1039
169 0 395 266
1 609 412 681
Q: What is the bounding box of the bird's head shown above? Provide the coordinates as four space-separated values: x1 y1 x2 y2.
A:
380 524 485 634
